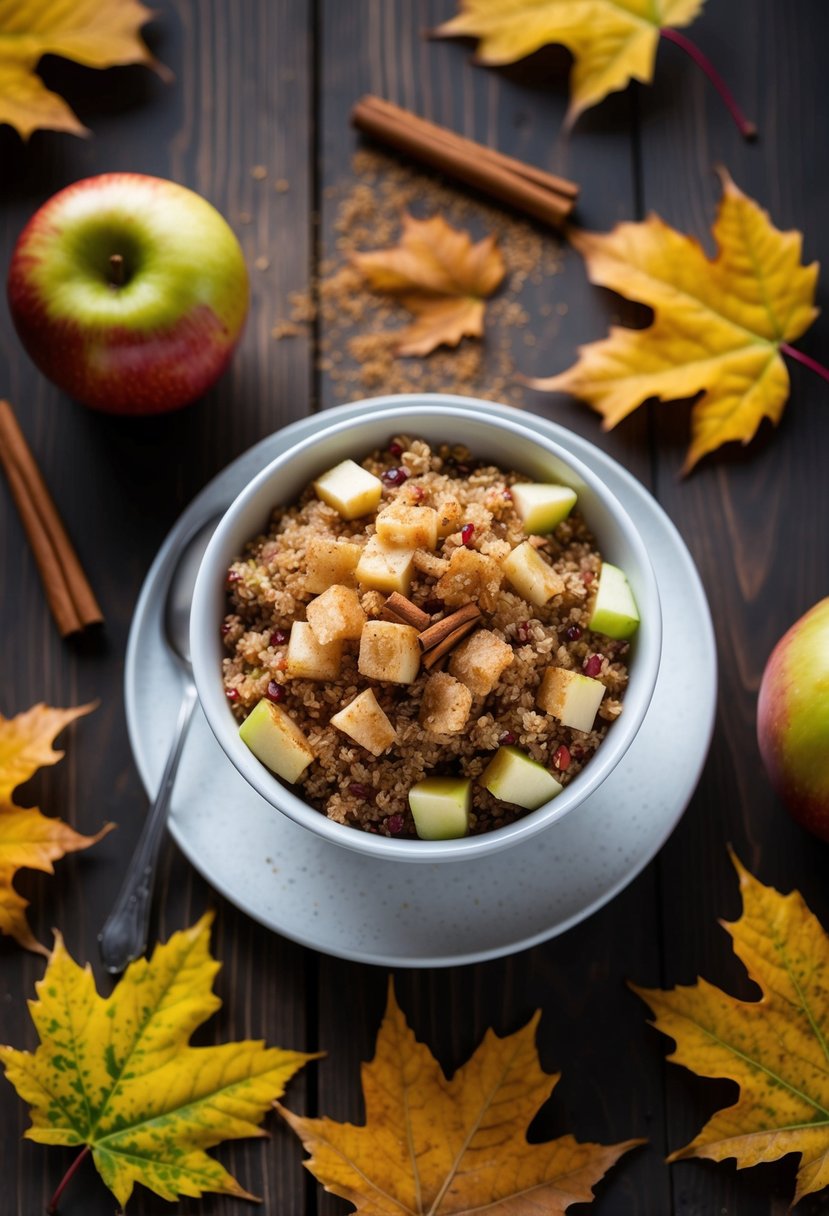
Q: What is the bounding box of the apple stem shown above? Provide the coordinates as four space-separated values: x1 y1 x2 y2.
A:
781 342 829 386
108 254 125 287
47 1146 90 1214
660 27 757 141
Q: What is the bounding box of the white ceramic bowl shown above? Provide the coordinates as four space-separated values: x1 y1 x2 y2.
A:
191 395 662 862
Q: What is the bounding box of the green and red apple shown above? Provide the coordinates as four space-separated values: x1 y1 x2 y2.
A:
7 173 249 415
757 598 829 841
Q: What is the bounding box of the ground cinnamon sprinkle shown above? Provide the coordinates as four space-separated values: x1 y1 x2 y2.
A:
278 150 565 405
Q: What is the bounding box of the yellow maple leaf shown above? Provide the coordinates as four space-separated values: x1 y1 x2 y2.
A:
635 855 829 1206
436 0 706 127
529 170 820 472
0 0 170 140
0 702 112 954
352 213 506 356
0 914 317 1209
279 983 640 1213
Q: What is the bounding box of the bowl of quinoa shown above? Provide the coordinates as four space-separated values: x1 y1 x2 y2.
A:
191 397 662 861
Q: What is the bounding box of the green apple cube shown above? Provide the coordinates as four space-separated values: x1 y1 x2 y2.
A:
408 777 472 840
481 745 562 810
238 698 315 783
511 483 577 534
502 541 565 607
313 459 383 520
589 562 640 639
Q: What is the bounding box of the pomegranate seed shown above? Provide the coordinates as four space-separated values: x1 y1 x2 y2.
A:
226 569 241 585
566 624 583 642
409 483 425 502
220 622 232 636
582 570 594 586
461 523 475 547
225 688 239 702
382 466 409 486
266 681 285 703
388 441 403 457
584 654 603 678
553 745 571 771
517 620 531 643
499 730 516 746
270 629 289 646
349 782 370 799
502 487 513 501
386 813 405 835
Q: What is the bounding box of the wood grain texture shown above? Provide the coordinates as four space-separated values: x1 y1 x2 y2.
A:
1 2 828 1214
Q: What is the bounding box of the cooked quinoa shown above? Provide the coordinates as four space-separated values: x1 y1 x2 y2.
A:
222 436 630 838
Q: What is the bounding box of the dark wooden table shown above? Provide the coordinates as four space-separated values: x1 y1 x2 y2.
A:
2 3 828 1213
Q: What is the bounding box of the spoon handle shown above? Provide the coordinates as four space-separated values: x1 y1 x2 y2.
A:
98 682 198 974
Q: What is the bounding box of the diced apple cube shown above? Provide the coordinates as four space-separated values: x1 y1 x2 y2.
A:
588 562 640 639
356 536 415 594
239 698 314 783
448 629 514 698
537 666 605 732
502 541 565 607
419 673 473 734
375 501 438 549
286 621 342 680
481 745 562 810
511 483 577 534
435 547 504 611
358 620 421 684
409 777 471 840
436 496 463 538
306 584 366 643
306 537 362 594
330 688 397 756
313 458 382 520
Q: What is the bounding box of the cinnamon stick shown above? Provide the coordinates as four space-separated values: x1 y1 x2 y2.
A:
381 592 432 631
363 96 579 202
421 619 478 670
352 96 576 229
0 400 103 637
418 602 481 652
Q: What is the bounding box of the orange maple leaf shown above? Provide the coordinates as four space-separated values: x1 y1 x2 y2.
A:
635 854 829 1206
0 703 112 954
529 170 821 472
279 983 641 1213
352 213 506 356
0 0 171 140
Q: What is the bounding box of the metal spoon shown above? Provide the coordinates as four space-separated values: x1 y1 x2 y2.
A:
98 515 218 973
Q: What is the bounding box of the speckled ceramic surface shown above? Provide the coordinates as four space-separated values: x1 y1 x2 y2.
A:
125 398 717 967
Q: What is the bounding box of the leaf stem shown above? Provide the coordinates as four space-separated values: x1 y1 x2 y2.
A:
47 1146 90 1215
660 27 757 140
781 342 829 385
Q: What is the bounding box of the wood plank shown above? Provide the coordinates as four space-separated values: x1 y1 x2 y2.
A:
637 3 829 1212
315 4 670 1213
0 2 315 1213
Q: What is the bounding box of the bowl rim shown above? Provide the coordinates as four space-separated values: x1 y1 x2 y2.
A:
191 395 662 862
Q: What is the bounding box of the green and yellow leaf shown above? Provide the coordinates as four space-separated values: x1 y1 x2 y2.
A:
0 914 317 1207
635 854 829 1206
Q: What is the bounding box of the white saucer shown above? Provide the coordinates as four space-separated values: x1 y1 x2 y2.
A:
125 400 717 968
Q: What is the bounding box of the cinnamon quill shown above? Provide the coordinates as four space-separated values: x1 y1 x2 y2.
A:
0 400 103 637
351 95 578 228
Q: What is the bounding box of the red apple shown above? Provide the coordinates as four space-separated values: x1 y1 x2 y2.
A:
7 173 249 415
757 598 829 840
